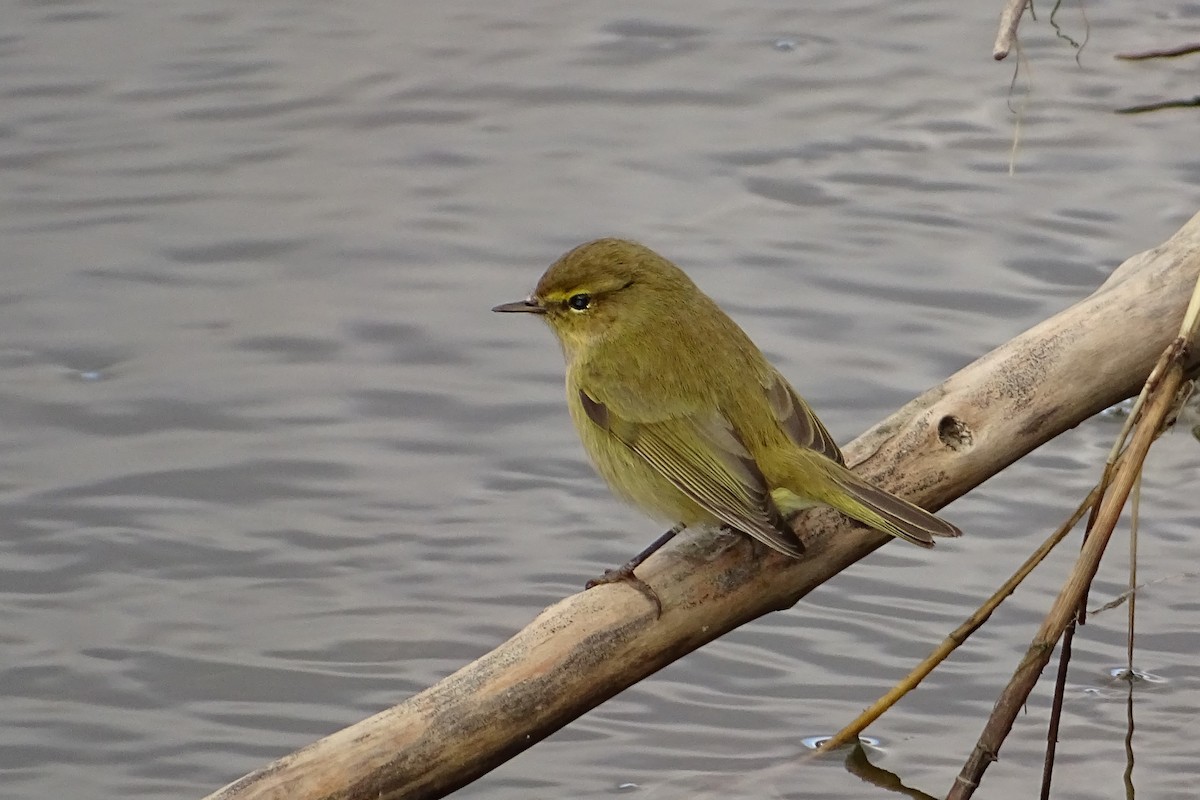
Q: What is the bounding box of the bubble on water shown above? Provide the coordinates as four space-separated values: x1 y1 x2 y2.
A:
772 39 798 52
77 370 104 381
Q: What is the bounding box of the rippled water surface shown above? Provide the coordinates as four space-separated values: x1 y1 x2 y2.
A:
3 2 1199 799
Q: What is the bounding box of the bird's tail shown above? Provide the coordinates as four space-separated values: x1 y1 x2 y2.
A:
781 456 961 547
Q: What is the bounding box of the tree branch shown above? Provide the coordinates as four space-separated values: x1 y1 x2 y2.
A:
201 211 1200 800
994 0 1030 60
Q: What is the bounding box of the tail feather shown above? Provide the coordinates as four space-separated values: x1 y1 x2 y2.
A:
822 467 961 547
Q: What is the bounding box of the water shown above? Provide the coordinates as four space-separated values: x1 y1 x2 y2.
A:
2 1 1199 798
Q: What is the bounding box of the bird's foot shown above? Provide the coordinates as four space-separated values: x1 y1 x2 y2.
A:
586 566 662 617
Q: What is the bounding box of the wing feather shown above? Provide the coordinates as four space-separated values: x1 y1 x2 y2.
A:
763 369 845 465
578 389 804 557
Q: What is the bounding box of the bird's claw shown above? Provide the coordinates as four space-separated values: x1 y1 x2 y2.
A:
586 567 663 617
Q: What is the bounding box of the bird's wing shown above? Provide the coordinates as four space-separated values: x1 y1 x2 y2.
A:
577 389 804 557
762 367 845 465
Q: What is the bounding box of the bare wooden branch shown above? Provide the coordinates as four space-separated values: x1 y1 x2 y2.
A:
994 0 1030 60
201 212 1200 800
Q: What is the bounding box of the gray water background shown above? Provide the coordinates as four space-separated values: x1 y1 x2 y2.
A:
2 1 1200 798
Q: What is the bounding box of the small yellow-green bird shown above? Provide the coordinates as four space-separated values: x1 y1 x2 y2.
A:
494 238 959 591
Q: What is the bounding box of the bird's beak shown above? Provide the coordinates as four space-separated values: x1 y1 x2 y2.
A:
492 296 546 314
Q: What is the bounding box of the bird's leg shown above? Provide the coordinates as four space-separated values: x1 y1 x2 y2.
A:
585 523 685 615
747 533 771 558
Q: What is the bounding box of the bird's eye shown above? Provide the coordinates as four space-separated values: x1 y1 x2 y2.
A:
567 293 591 311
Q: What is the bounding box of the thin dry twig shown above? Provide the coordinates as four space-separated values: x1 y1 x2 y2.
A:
1090 571 1200 615
1007 42 1030 175
1043 323 1152 799
1039 612 1073 800
1127 476 1139 672
1116 42 1200 60
948 265 1200 800
949 350 1185 799
814 485 1101 755
1115 96 1200 115
1049 0 1090 64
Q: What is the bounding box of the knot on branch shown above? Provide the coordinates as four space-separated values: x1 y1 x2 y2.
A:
938 414 974 451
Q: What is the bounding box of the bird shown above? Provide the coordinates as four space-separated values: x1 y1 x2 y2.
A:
494 238 959 606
